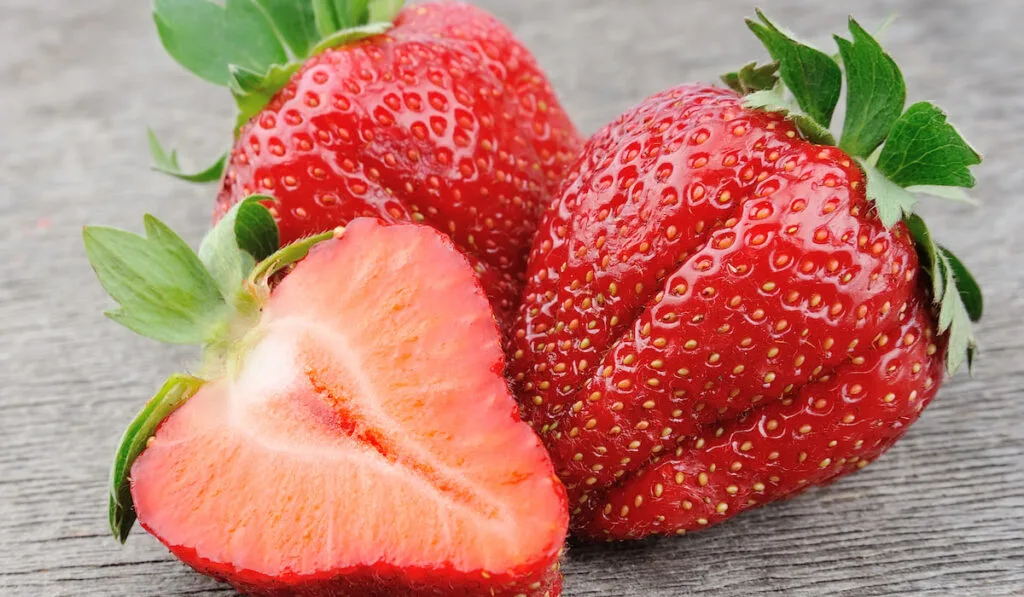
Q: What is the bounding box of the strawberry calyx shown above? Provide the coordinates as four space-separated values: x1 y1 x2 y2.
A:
83 197 335 541
725 11 983 375
149 0 405 181
108 374 203 543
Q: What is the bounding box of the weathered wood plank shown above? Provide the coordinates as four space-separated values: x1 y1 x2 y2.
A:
1 0 1021 595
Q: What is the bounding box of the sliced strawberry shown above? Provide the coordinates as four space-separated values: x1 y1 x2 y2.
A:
121 220 566 595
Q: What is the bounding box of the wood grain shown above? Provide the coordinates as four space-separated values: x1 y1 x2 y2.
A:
1 0 1022 595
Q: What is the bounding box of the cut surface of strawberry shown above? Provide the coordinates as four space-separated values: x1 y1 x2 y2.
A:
87 214 566 596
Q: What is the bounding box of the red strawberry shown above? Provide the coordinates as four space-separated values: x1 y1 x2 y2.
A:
150 0 582 327
508 14 983 540
85 212 567 595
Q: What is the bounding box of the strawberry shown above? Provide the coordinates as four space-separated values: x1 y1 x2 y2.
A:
508 13 983 540
148 0 582 327
85 208 568 595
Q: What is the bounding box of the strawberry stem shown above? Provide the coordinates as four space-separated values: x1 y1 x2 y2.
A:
247 228 342 296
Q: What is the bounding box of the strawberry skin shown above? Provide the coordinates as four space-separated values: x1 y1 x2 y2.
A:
215 2 582 325
509 84 948 539
130 220 568 595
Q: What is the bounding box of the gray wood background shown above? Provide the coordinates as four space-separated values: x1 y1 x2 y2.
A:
1 0 1022 595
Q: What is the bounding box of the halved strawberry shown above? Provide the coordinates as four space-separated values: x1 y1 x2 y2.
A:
85 213 567 596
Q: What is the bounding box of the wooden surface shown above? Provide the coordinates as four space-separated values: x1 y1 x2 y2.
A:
1 0 1022 595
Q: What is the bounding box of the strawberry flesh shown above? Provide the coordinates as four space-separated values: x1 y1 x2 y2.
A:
131 219 567 595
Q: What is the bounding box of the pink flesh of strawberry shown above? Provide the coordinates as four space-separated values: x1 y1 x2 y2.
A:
130 219 566 595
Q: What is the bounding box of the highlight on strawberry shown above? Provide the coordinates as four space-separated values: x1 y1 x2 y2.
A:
147 0 582 329
84 204 568 596
508 12 983 540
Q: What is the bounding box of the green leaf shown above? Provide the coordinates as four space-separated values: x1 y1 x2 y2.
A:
234 198 280 261
83 216 229 344
747 10 842 127
229 62 303 130
253 0 319 59
249 228 338 286
154 0 398 143
936 253 958 334
198 196 279 302
224 0 291 69
939 246 983 322
744 85 836 146
154 0 232 85
154 0 318 87
858 158 917 229
722 62 779 94
936 252 976 375
835 18 906 158
903 216 979 376
313 0 370 38
876 102 982 188
367 0 404 24
110 374 204 543
147 129 226 183
906 185 979 205
311 21 393 55
903 214 944 301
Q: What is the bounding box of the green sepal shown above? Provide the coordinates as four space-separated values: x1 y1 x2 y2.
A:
939 246 983 322
154 0 236 86
154 0 313 87
904 215 978 375
313 0 368 37
835 18 906 158
859 157 917 229
154 0 402 176
368 0 404 23
83 216 230 345
735 13 984 377
311 21 394 55
249 228 338 286
254 0 320 58
148 129 226 183
198 196 280 302
233 198 280 262
229 63 303 131
722 62 779 94
936 252 976 375
877 102 982 188
109 374 204 543
904 215 945 308
310 0 401 38
746 10 842 127
906 185 978 205
744 85 836 146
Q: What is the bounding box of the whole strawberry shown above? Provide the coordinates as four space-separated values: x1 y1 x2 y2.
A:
509 13 983 540
150 0 582 326
86 207 568 595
